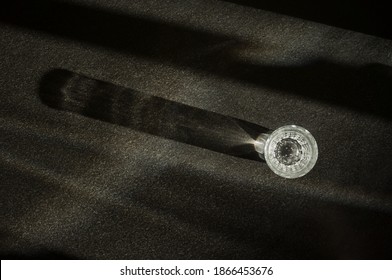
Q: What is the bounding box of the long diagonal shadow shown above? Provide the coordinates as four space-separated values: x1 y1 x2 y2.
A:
2 0 392 119
223 0 392 40
40 69 269 161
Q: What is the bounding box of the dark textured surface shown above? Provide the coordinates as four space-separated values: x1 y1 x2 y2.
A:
1 0 392 259
224 0 392 40
39 69 268 161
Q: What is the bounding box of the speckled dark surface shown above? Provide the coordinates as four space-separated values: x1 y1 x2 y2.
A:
1 0 392 259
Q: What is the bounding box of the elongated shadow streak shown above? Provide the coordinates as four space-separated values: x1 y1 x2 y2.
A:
224 0 392 40
39 69 269 161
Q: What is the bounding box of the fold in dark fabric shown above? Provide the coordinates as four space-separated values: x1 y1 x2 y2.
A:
1 0 392 259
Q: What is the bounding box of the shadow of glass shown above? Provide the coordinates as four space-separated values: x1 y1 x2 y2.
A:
39 69 269 161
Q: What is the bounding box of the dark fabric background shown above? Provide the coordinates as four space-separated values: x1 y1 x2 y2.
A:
225 0 392 40
1 0 392 259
